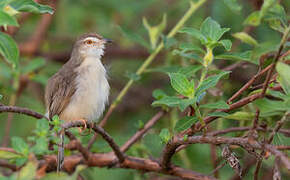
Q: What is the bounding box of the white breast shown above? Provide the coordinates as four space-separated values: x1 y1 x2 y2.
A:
60 57 109 122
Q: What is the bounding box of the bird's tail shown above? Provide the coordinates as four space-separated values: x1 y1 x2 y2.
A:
57 129 65 172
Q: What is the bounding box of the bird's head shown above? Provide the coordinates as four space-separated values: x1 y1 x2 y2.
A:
73 33 112 59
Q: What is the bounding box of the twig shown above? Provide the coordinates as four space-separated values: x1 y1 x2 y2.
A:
210 144 219 178
161 136 290 170
254 111 289 180
227 64 272 104
207 127 290 137
252 109 260 130
184 92 263 136
120 110 165 152
64 131 90 160
209 161 226 177
0 160 18 171
0 105 47 120
62 121 125 163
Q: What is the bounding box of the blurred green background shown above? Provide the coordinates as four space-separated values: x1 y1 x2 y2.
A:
0 0 289 179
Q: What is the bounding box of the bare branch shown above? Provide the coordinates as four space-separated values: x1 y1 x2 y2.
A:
161 136 290 171
0 105 47 120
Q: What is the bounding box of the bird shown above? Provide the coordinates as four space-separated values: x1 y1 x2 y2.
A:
44 33 111 171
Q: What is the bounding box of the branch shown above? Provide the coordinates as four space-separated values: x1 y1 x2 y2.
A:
0 105 47 120
120 110 165 152
227 64 272 104
254 111 289 180
0 160 18 171
184 93 263 136
161 136 290 171
42 153 216 180
62 121 125 163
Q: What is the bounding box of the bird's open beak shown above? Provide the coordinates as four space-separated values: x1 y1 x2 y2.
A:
103 38 113 44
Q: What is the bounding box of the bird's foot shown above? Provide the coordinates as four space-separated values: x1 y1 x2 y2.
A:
78 119 90 136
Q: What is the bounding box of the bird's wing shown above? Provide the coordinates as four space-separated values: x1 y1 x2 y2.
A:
45 67 77 120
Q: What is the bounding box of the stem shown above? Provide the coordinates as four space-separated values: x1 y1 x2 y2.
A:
102 0 207 125
193 104 205 126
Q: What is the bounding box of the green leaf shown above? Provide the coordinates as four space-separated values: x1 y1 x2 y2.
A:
21 57 45 74
0 32 19 67
179 43 205 54
0 10 19 27
200 17 230 41
169 73 194 97
244 11 261 26
224 111 254 121
34 118 49 137
15 157 28 166
152 89 167 100
0 150 21 159
152 96 181 108
159 128 171 144
152 96 195 111
174 116 198 132
179 27 207 44
264 4 287 27
143 14 167 49
219 39 232 51
222 0 242 13
260 0 276 18
276 62 290 95
215 51 253 63
11 137 29 155
200 101 229 109
196 71 230 96
9 0 54 14
0 94 2 100
18 161 37 180
178 98 196 111
232 32 258 46
32 137 48 155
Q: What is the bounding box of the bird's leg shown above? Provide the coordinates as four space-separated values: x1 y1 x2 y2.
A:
78 119 90 136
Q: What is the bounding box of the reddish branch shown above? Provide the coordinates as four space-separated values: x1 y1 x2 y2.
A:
254 111 289 180
161 136 290 171
227 64 273 104
0 105 47 120
62 120 125 163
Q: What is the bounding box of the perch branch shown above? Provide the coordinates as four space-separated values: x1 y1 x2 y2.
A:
62 121 125 163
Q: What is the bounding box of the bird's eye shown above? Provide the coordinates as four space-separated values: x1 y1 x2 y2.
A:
86 40 93 45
